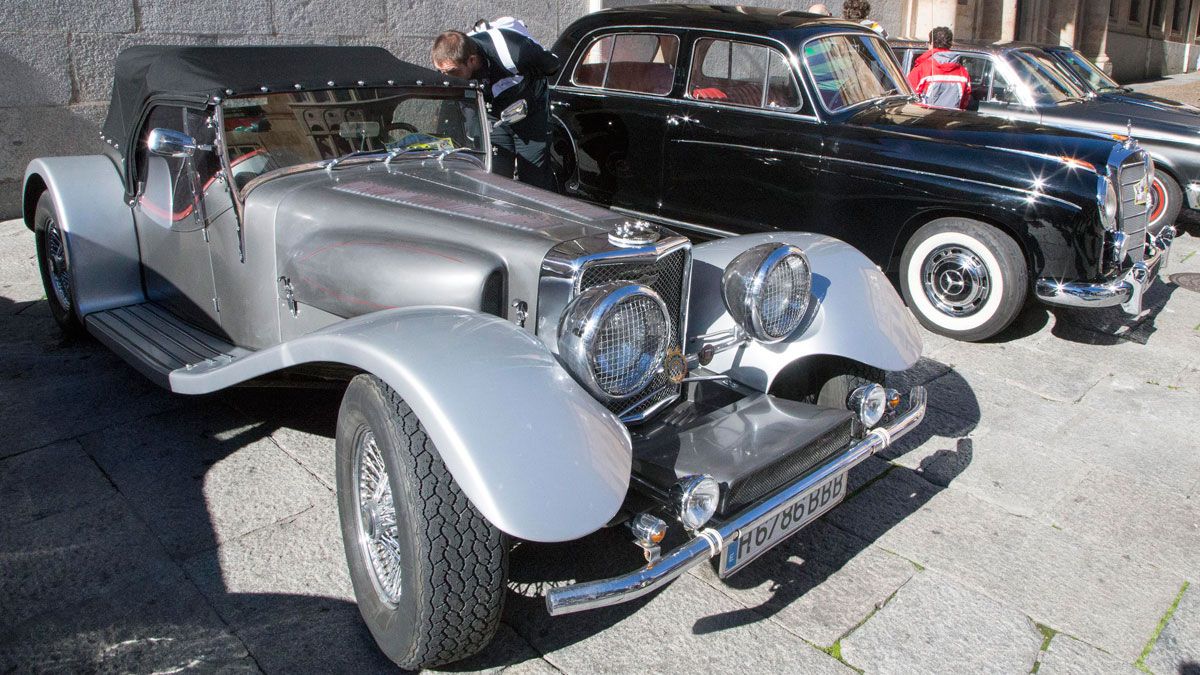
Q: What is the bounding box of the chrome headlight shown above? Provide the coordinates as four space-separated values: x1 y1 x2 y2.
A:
558 282 671 401
722 243 812 343
1099 175 1119 231
848 383 888 428
671 475 720 530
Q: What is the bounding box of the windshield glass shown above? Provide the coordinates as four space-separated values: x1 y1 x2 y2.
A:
1004 50 1088 104
221 87 485 184
802 33 911 112
1053 49 1121 91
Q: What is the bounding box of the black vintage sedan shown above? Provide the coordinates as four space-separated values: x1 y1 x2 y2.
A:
1040 45 1200 118
548 5 1174 342
891 39 1200 230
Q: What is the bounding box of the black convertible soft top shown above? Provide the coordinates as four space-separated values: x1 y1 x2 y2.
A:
101 45 467 193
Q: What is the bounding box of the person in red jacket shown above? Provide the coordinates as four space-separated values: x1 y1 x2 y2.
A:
906 26 972 110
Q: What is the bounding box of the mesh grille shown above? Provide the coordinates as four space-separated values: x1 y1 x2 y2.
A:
1118 156 1149 264
578 249 688 418
721 418 853 515
591 295 669 397
761 255 811 339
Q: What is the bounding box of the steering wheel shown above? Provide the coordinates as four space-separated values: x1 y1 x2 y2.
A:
386 122 419 134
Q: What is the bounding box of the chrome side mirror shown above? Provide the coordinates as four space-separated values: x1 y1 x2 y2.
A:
147 128 198 158
493 99 528 129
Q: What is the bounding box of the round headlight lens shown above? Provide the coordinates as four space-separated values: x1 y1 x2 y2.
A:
558 282 671 401
849 383 888 428
722 243 812 343
1102 177 1119 230
672 475 720 530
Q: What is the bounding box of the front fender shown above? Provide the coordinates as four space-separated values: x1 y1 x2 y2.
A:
24 156 144 317
169 307 632 543
688 233 922 392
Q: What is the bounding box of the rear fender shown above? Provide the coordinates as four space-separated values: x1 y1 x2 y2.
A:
23 157 144 316
170 306 632 542
688 233 922 392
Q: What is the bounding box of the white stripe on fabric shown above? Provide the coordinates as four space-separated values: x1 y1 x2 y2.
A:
486 28 518 72
919 74 969 84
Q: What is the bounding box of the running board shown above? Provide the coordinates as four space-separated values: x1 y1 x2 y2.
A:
85 303 253 391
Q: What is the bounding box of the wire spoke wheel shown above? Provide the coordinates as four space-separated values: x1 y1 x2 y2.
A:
44 217 72 312
354 430 403 606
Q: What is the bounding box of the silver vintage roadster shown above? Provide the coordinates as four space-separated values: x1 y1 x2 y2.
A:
23 46 926 668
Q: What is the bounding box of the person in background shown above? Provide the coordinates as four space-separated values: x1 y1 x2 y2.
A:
906 26 972 110
431 25 560 190
807 3 831 16
842 0 888 37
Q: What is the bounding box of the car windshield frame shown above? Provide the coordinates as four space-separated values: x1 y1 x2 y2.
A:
1000 49 1089 106
1051 48 1122 93
219 86 491 199
800 31 912 115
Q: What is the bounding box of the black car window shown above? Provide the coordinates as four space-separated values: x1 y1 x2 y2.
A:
1053 49 1121 91
952 54 994 104
687 38 805 112
134 105 218 227
803 34 908 112
570 33 679 95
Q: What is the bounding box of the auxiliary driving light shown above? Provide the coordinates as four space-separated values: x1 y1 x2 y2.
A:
849 383 888 428
671 475 720 530
629 512 667 546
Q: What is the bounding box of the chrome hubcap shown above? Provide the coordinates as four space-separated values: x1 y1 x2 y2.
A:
354 430 402 605
45 218 71 311
922 245 991 317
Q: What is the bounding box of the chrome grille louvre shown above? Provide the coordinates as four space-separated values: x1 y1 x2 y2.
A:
536 231 692 424
1117 153 1149 265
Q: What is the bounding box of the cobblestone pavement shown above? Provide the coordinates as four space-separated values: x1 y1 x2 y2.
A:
1 214 1199 674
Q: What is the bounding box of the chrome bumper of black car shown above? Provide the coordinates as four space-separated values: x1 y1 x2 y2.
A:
1186 182 1200 210
543 386 927 616
1034 225 1174 315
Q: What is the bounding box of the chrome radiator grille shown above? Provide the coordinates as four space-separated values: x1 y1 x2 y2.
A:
578 248 690 420
1117 155 1150 265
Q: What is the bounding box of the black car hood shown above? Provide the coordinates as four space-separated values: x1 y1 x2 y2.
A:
1100 90 1200 116
1041 98 1200 145
847 101 1119 168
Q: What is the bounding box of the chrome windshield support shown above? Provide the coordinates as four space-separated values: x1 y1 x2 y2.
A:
544 386 928 616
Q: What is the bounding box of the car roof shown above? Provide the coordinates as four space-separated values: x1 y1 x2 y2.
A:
889 38 1058 54
560 4 872 43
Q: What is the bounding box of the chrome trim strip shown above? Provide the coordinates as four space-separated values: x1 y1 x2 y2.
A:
672 138 823 162
611 207 737 238
1035 225 1173 314
544 386 928 616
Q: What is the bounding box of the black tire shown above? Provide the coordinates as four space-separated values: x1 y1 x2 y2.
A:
771 358 886 409
1148 171 1182 231
32 191 84 337
899 217 1027 342
336 375 507 669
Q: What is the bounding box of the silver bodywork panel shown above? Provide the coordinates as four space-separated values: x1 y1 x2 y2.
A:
689 232 923 391
170 306 633 543
23 157 144 316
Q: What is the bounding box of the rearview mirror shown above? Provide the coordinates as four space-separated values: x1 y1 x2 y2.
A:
493 99 528 129
338 121 381 140
147 128 198 158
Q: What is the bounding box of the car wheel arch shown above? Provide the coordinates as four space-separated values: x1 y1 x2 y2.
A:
888 209 1036 281
22 173 48 231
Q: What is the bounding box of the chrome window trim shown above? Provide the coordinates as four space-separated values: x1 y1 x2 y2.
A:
568 31 682 97
682 36 807 114
798 31 913 116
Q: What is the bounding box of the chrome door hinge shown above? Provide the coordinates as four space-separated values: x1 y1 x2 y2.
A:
212 297 220 313
279 276 298 316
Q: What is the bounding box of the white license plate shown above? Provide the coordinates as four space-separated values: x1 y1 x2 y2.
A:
719 470 847 578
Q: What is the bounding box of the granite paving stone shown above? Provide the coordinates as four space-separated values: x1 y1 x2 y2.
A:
931 339 1106 403
691 520 917 647
0 439 115 527
1036 634 1142 675
829 470 1184 660
79 404 325 559
0 219 48 311
1145 583 1200 675
0 495 177 632
220 387 344 490
0 570 257 673
1046 467 1200 582
840 571 1042 674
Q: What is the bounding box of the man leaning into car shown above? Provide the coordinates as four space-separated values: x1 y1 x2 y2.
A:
431 27 560 190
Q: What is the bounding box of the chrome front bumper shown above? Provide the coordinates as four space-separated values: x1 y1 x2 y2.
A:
1034 225 1175 315
1186 181 1200 210
544 386 928 616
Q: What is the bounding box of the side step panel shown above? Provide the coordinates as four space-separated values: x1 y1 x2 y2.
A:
86 304 251 391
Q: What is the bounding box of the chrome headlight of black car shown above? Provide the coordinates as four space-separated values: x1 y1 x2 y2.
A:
558 282 672 401
1099 175 1120 231
722 243 812 343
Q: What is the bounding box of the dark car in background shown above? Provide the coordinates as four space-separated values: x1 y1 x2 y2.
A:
892 39 1200 230
549 6 1174 342
1041 45 1200 117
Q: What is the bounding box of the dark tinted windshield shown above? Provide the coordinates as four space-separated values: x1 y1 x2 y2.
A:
803 34 910 112
1052 49 1121 92
1004 50 1088 104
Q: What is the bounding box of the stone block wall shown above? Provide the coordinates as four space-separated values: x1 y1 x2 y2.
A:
0 0 588 219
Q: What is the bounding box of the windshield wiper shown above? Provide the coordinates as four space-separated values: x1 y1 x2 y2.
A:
323 149 387 175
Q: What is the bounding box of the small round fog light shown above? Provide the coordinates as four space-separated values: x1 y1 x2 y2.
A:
672 475 720 530
849 384 887 428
